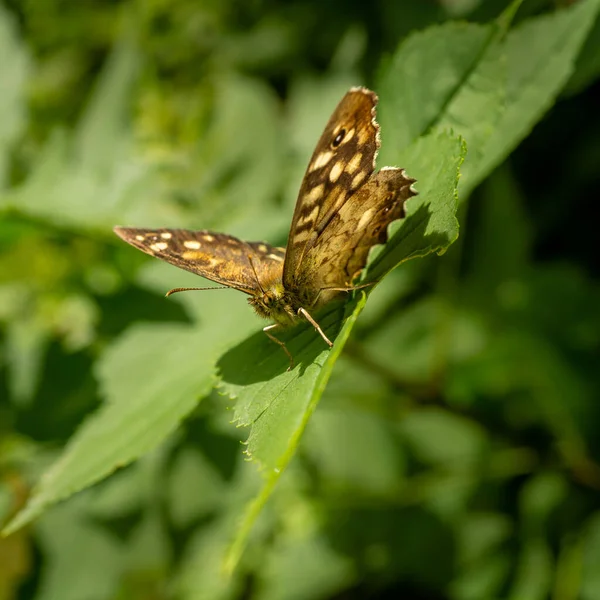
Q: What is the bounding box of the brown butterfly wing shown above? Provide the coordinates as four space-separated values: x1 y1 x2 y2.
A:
292 168 417 306
113 227 285 295
283 87 380 288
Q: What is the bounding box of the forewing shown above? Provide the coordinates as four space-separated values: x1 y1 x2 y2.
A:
283 87 380 287
113 227 285 295
294 168 417 301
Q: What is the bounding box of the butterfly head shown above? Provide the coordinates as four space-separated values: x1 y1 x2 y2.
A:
248 282 298 327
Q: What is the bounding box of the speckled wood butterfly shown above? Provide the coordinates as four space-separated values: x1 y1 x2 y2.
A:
114 87 417 367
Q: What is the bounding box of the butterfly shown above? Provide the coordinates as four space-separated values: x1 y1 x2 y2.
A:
114 87 417 367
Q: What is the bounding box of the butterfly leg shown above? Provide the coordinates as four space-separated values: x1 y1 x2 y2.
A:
297 307 334 348
311 282 377 305
263 324 294 371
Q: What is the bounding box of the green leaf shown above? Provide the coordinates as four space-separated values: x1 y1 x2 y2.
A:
471 0 600 194
220 294 366 573
377 0 600 196
3 292 255 535
377 21 497 155
366 129 464 281
218 109 462 571
229 301 365 466
377 18 507 192
563 12 600 96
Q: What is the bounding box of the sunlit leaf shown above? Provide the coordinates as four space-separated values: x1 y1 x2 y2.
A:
3 291 255 534
471 0 600 193
219 118 462 570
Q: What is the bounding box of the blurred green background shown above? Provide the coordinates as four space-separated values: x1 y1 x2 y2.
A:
1 0 600 598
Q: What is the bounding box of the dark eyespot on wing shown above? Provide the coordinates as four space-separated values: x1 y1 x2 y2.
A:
332 129 346 147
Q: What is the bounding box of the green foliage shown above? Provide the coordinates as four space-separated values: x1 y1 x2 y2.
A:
1 0 600 598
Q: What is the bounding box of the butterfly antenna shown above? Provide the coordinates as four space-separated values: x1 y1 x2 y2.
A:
246 255 266 294
166 286 230 297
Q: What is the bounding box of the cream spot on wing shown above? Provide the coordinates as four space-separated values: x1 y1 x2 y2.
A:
351 170 368 188
341 128 355 144
258 244 268 253
356 208 374 231
292 229 310 243
304 183 324 205
182 250 202 260
227 238 238 245
309 151 333 172
327 188 345 210
150 242 168 251
184 240 201 250
345 152 362 174
135 235 145 241
329 161 344 183
208 258 221 267
160 232 172 239
300 204 319 226
203 234 214 242
358 128 370 144
268 253 284 262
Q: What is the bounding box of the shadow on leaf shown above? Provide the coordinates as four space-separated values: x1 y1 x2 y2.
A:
217 298 354 386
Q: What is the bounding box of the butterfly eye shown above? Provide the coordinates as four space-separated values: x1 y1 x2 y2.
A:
332 129 346 148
